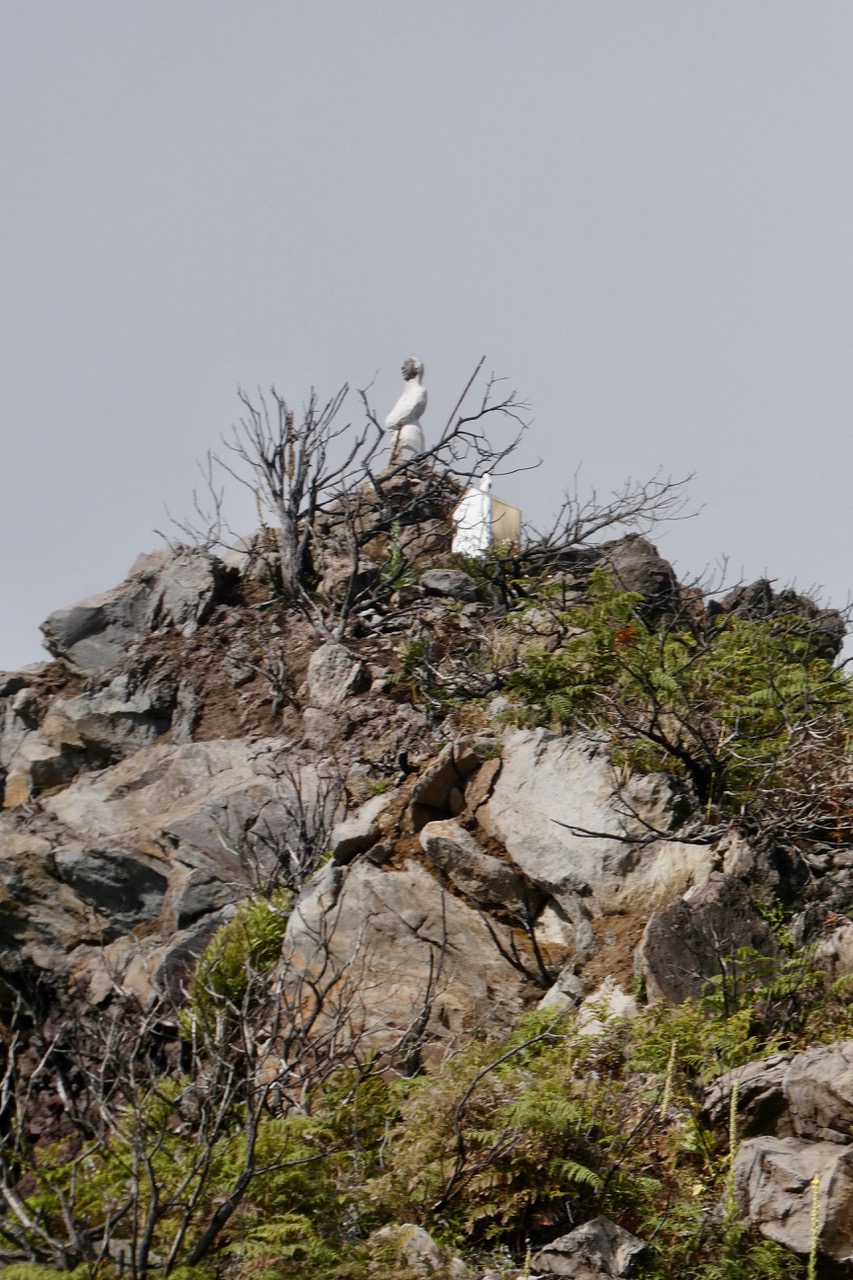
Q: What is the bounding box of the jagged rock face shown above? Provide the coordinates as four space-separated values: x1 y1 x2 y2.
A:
0 737 341 991
40 548 230 676
637 873 782 1005
710 578 846 661
478 729 714 917
281 858 528 1056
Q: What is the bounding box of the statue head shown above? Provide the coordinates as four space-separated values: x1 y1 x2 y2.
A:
401 356 424 381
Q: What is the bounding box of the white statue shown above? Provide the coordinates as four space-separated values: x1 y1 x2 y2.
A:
452 473 492 557
385 356 427 462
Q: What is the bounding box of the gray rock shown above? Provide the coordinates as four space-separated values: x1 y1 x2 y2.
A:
78 904 236 1007
813 922 853 984
479 730 713 917
702 1053 794 1139
41 584 150 676
734 1135 853 1262
419 569 480 602
538 966 584 1011
420 819 529 912
533 895 594 965
331 789 397 864
40 674 173 763
530 1216 646 1277
170 681 201 744
171 868 237 928
785 1041 853 1144
282 858 526 1055
1 728 83 807
0 817 101 970
637 873 782 1005
53 848 168 937
316 548 381 603
595 536 678 618
140 549 227 636
366 1224 470 1278
40 548 227 676
306 643 370 708
43 739 263 846
0 673 29 699
410 737 490 827
576 979 638 1038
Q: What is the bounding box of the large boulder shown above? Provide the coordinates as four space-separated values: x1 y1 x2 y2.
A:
595 535 678 619
704 1040 853 1146
530 1216 646 1277
1 738 331 982
734 1136 853 1263
702 1053 794 1140
281 858 526 1056
40 548 228 676
478 730 713 917
784 1041 853 1145
637 873 782 1005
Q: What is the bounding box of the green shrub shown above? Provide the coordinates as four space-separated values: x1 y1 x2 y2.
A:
186 888 291 1025
507 570 853 850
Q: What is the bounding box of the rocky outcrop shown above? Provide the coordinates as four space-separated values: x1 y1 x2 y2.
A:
3 520 853 1276
709 578 846 661
478 730 714 917
40 548 229 676
0 737 343 988
637 873 782 1004
281 858 527 1056
735 1136 853 1263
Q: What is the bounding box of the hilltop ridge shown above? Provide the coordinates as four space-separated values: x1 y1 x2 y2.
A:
2 481 853 1278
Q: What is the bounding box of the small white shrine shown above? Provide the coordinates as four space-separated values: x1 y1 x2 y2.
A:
452 474 521 557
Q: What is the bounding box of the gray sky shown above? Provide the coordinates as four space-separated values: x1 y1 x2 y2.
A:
3 2 853 669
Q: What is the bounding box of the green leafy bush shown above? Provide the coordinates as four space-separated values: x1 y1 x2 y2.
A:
186 888 291 1025
507 570 853 852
